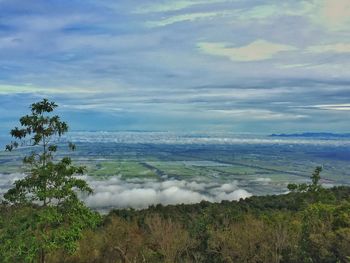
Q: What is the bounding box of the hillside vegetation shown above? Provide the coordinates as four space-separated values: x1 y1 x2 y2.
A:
2 186 349 262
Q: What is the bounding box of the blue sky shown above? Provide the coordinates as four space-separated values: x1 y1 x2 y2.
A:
0 0 349 134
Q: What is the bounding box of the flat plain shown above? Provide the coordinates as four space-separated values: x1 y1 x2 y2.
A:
1 133 350 197
88 142 348 194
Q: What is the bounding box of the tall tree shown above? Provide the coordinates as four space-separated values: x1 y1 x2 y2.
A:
287 166 323 193
0 99 100 263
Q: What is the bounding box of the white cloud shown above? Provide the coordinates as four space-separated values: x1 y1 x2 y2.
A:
255 178 272 185
0 84 98 95
0 173 26 195
61 104 124 112
134 0 226 14
307 43 350 53
197 40 297 62
310 104 350 111
279 63 313 69
256 0 350 32
135 0 350 33
305 0 350 31
216 189 252 201
255 178 272 183
83 176 251 210
216 183 238 193
146 11 230 27
209 109 307 120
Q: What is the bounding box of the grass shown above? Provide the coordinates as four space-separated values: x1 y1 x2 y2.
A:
147 161 211 178
88 161 157 179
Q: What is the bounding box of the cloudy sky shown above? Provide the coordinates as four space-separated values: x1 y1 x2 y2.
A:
0 0 349 134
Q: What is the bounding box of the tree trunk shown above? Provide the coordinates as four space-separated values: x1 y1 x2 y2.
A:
41 248 45 263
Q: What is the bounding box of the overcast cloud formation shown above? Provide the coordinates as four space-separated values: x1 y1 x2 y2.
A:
0 0 349 133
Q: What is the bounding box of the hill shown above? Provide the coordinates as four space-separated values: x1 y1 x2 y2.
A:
2 186 347 263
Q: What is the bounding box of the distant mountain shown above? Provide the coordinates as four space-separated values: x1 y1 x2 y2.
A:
270 132 350 138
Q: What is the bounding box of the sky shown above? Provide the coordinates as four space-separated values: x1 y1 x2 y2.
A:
0 0 350 134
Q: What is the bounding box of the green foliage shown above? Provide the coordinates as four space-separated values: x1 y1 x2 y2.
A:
299 201 350 263
0 99 100 263
288 166 323 193
0 203 100 263
41 186 350 263
4 99 90 206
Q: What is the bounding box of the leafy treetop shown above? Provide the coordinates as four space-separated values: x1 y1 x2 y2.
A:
4 98 91 206
287 166 323 193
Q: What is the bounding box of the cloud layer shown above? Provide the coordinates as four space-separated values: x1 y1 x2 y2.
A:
0 0 349 133
0 173 252 210
198 40 296 62
83 176 252 210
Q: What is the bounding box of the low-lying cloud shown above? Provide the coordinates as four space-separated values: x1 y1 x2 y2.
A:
0 173 252 210
82 176 252 210
0 173 25 196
